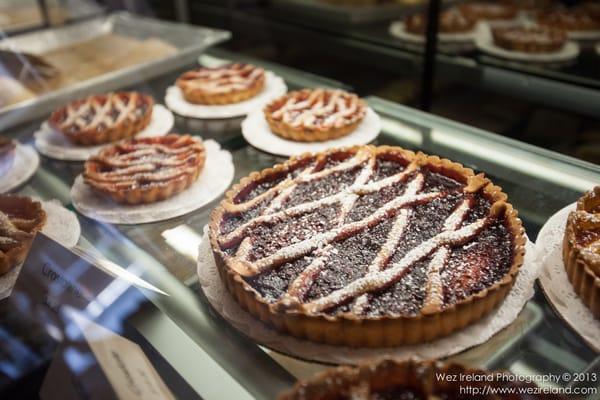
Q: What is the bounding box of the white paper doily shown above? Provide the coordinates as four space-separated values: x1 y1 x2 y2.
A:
0 143 39 193
33 104 174 161
535 203 600 352
389 21 477 44
475 23 580 63
241 108 381 158
197 228 539 365
70 139 234 224
0 199 81 299
165 72 288 119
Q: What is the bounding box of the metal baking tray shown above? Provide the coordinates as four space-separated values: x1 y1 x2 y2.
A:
0 12 230 130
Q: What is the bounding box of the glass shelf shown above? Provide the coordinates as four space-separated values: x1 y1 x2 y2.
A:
1 47 599 399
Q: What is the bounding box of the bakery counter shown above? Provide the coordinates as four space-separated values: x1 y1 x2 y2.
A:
1 48 599 399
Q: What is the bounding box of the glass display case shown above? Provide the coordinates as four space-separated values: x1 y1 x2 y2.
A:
0 4 599 400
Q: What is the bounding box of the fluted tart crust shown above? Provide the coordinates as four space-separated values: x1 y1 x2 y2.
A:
279 358 566 399
209 145 525 347
176 63 265 105
264 89 367 142
84 134 205 205
48 91 154 146
563 186 600 318
0 195 46 275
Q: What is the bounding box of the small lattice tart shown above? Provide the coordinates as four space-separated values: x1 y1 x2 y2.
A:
563 187 600 318
48 92 154 146
176 63 265 105
280 358 562 400
209 146 525 347
83 134 205 205
459 2 518 21
0 138 16 177
538 10 600 32
492 25 567 53
405 7 476 35
0 195 46 275
264 89 367 142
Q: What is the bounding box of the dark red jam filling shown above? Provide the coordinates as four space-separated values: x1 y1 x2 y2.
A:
222 151 515 316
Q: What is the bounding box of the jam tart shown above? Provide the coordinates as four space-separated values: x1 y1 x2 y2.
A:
264 89 367 142
0 138 16 178
83 134 205 205
405 7 476 35
0 195 46 275
176 63 265 105
48 91 154 146
209 145 525 347
563 187 600 318
458 2 518 21
538 10 600 32
280 358 565 400
492 25 567 53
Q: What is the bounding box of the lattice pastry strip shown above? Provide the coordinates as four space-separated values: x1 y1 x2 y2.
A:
48 91 154 146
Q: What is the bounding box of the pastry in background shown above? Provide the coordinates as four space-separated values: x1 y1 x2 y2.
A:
492 25 567 53
459 2 518 22
83 134 205 205
48 92 154 146
176 63 265 105
405 7 476 34
538 9 600 33
0 195 46 275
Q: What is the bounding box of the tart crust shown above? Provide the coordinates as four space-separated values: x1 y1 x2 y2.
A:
0 195 47 275
83 134 205 205
209 145 526 347
279 358 563 399
264 89 367 142
48 91 154 146
563 186 600 318
176 63 265 105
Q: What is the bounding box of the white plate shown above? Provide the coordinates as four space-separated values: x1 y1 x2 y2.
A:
241 107 381 157
34 104 174 161
165 71 288 119
475 23 580 63
0 143 39 193
198 228 539 365
71 139 234 224
535 203 600 352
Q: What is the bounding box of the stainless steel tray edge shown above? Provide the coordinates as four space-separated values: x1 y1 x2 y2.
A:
0 12 231 130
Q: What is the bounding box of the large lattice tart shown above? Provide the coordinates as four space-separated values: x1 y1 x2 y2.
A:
83 134 205 205
405 7 476 35
264 89 367 142
209 146 525 347
563 187 600 318
176 63 265 105
48 92 154 146
280 358 562 399
492 25 567 53
0 195 46 275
